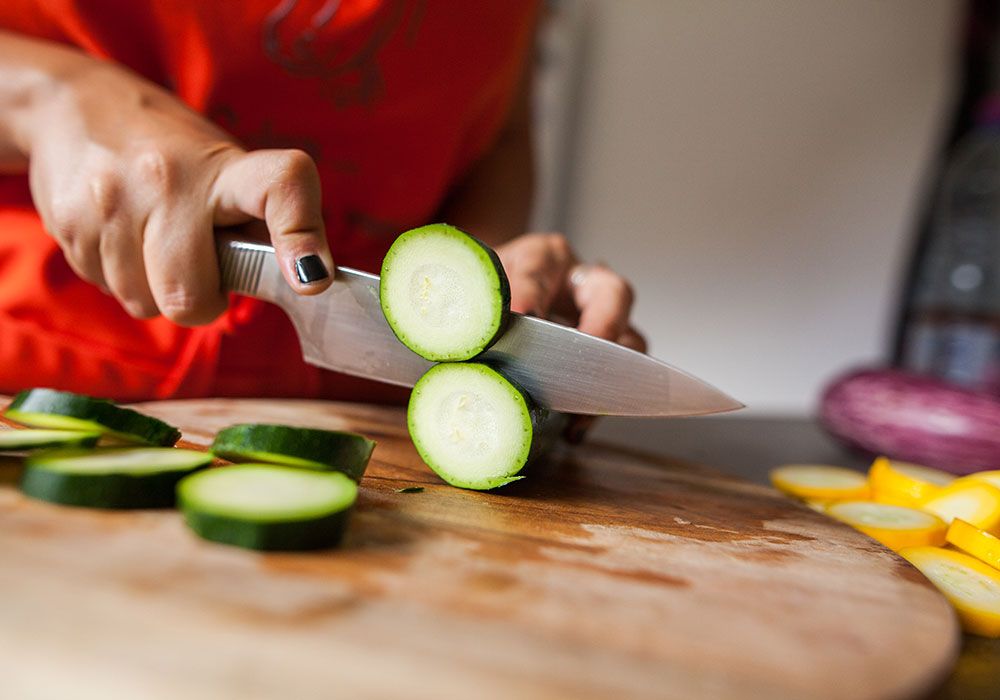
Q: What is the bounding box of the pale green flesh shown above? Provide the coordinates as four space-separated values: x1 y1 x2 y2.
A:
5 411 105 432
408 363 532 489
234 450 325 470
29 448 211 475
179 465 357 522
0 429 101 449
381 226 505 361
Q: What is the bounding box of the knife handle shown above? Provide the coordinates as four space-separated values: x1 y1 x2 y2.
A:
217 238 282 300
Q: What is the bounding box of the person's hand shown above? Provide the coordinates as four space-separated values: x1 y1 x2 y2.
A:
495 232 647 441
21 54 334 325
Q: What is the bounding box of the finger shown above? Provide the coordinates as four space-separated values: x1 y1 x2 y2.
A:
570 264 635 341
618 325 648 354
501 233 576 316
212 149 333 295
101 216 159 319
565 415 596 445
143 205 227 326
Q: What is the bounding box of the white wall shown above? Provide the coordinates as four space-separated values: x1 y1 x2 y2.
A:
559 0 958 415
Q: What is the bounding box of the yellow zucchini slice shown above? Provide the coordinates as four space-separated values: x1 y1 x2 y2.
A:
826 501 946 551
899 546 1000 637
868 456 954 507
770 464 868 501
946 518 1000 572
920 479 1000 534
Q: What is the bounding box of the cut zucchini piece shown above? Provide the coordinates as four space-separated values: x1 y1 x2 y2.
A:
0 429 101 452
5 389 181 446
868 456 954 508
769 464 869 502
920 479 1000 533
380 224 510 361
21 447 212 509
210 424 374 481
825 500 946 551
947 518 1000 572
408 362 561 490
178 465 357 551
900 546 1000 637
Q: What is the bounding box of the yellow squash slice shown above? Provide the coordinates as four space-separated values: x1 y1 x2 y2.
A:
826 501 946 551
947 518 1000 572
868 456 954 507
900 546 1000 637
770 464 868 502
920 479 1000 534
966 470 1000 491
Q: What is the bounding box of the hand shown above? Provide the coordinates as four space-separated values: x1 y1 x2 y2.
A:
495 233 647 441
21 55 334 325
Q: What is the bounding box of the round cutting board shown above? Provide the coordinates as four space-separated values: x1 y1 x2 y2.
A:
0 398 959 699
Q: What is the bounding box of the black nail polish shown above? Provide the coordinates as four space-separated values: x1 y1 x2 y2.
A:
295 255 329 284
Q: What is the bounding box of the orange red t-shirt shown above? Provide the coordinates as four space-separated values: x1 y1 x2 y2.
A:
0 0 537 402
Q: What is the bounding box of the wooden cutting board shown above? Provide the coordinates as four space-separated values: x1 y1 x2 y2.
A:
0 398 959 700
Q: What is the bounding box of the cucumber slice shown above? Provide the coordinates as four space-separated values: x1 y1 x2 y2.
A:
210 424 374 481
0 429 101 452
178 465 357 551
5 389 181 446
380 224 511 361
407 362 560 490
21 447 212 509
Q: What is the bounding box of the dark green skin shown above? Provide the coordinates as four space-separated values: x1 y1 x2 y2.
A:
180 508 352 551
6 389 181 446
20 465 205 509
210 424 375 481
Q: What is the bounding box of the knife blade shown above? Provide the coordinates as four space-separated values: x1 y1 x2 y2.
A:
218 239 742 417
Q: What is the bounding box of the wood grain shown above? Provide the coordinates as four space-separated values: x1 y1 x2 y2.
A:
0 397 959 700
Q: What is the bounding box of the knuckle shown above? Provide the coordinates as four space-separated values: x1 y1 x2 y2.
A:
546 232 572 257
156 287 200 323
134 146 179 195
273 149 317 182
88 168 122 220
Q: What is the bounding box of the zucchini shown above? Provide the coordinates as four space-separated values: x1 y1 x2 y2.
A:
380 224 511 361
5 389 181 446
21 447 212 509
210 424 374 481
178 465 357 551
0 429 101 452
407 362 562 490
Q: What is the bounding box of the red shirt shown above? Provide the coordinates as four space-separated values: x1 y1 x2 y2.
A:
0 0 537 401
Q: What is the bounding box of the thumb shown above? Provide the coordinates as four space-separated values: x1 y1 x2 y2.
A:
212 148 334 294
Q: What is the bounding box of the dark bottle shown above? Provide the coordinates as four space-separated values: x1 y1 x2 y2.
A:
901 104 1000 395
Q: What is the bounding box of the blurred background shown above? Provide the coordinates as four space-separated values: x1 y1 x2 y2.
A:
531 0 961 416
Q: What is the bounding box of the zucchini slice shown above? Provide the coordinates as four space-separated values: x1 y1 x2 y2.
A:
380 224 511 361
5 389 181 446
210 424 374 481
407 362 561 490
0 429 101 452
178 465 357 551
21 447 212 509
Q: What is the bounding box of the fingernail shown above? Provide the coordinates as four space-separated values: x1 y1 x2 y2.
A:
295 255 329 284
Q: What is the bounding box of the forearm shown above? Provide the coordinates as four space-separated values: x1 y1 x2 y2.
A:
0 30 96 173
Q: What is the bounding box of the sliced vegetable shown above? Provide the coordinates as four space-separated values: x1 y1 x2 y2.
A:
21 447 211 509
769 464 869 502
0 429 101 452
919 479 1000 533
408 362 561 490
178 465 357 551
868 456 954 507
5 389 181 446
380 224 510 362
825 500 946 551
819 368 1000 473
210 424 374 481
966 471 1000 491
899 546 1000 637
946 518 1000 572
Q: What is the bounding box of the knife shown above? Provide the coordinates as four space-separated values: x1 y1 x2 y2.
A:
218 239 742 417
